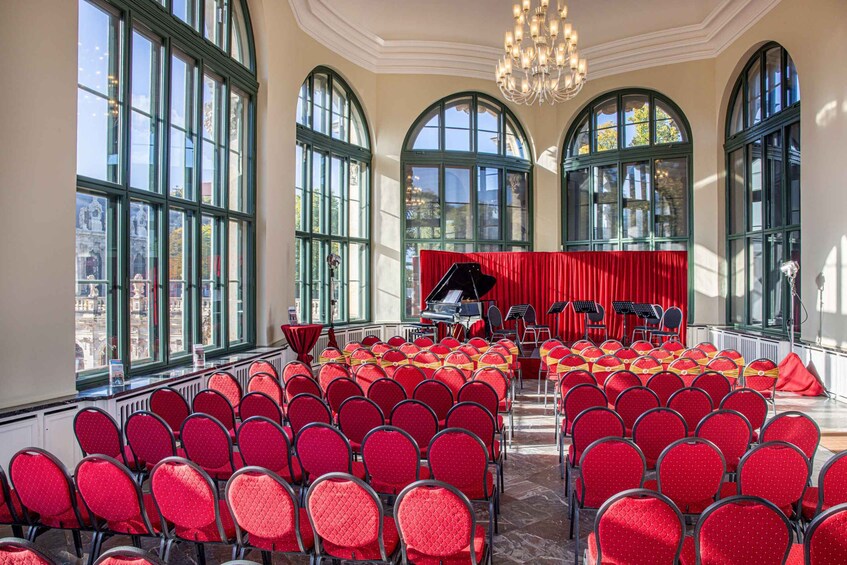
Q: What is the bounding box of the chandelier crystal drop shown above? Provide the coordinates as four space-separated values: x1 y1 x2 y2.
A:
496 0 587 105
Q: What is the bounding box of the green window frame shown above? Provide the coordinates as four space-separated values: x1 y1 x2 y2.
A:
75 0 257 388
401 92 534 321
725 43 800 337
295 67 372 326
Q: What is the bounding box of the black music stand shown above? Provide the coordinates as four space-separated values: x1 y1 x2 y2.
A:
505 305 529 348
632 303 659 343
612 301 636 345
547 301 569 340
572 301 598 341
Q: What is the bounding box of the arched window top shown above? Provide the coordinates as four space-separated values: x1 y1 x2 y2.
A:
404 93 532 162
565 90 690 159
230 0 255 70
726 43 799 139
297 68 371 150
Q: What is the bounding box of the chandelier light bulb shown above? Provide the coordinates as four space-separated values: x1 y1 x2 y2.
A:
578 58 587 74
563 23 572 39
505 31 514 50
513 3 521 18
522 0 531 12
521 78 530 92
511 45 521 58
570 30 578 46
514 24 524 43
560 5 568 19
549 19 559 38
555 50 565 67
538 49 548 67
504 58 513 74
540 0 549 9
530 19 540 39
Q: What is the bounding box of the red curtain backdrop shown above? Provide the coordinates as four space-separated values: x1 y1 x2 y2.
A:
420 250 688 343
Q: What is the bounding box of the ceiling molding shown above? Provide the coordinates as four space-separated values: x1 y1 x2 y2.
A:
289 0 781 80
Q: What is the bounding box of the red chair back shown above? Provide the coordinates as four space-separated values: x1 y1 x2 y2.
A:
125 411 177 469
680 347 709 366
180 414 238 479
472 367 509 404
599 340 623 354
372 342 392 358
10 448 86 529
427 430 493 500
247 373 284 405
817 452 847 514
248 359 279 380
192 389 236 431
615 347 639 367
353 363 388 395
413 380 454 422
237 417 298 480
577 438 646 509
568 408 625 467
614 386 660 433
387 336 407 347
349 347 378 368
743 358 779 397
562 384 607 435
457 380 500 420
632 408 688 469
0 539 57 565
571 339 592 352
805 503 847 564
558 370 596 401
706 355 741 382
318 362 351 392
603 371 641 405
440 337 461 349
695 409 753 473
367 378 407 420
287 393 332 436
318 347 345 364
630 355 663 384
325 377 364 415
295 423 355 481
282 360 313 383
75 455 157 535
649 348 673 367
284 374 321 402
630 340 653 355
696 342 718 358
761 410 821 462
443 351 475 380
381 349 409 377
667 387 713 434
555 353 590 378
399 342 421 357
655 438 725 514
445 403 497 456
411 351 441 379
73 407 126 462
432 366 467 398
413 336 434 348
390 400 438 455
692 371 732 408
477 351 509 374
467 337 489 350
720 388 768 435
344 341 364 360
149 388 190 437
338 397 385 450
667 358 702 386
592 354 625 383
207 372 243 411
646 371 685 406
393 365 426 398
737 441 810 515
239 391 283 424
717 348 745 367
428 343 451 359
361 426 422 495
362 335 381 346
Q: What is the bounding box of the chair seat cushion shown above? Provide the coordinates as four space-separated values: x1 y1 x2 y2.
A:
39 492 93 529
174 500 236 542
246 507 314 553
145 448 187 471
204 455 245 481
679 535 695 565
0 490 26 524
499 399 512 412
460 472 496 501
321 516 399 560
786 543 804 565
405 525 487 564
276 456 304 484
106 493 162 535
370 467 431 496
352 461 367 480
642 480 713 514
802 487 821 520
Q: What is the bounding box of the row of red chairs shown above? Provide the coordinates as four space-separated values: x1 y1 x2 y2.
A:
0 541 169 565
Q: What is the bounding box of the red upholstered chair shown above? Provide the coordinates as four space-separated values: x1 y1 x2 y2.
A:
473 367 512 446
75 455 161 560
394 480 488 565
706 355 741 385
318 362 351 392
599 339 623 354
393 365 427 398
225 467 313 561
149 457 235 563
399 342 422 357
543 347 577 406
361 426 428 496
646 438 725 515
73 407 136 470
428 343 451 359
555 370 597 437
149 387 190 440
344 341 364 362
467 336 489 350
804 503 847 563
248 359 279 381
338 397 385 453
667 387 713 436
693 496 801 565
603 370 641 406
247 373 284 405
237 416 303 484
649 347 674 368
413 336 434 348
381 349 410 378
238 391 283 424
571 339 593 352
433 366 467 399
124 411 180 472
367 378 407 423
427 429 498 541
457 344 481 364
325 377 364 417
0 538 57 565
387 335 407 347
294 423 365 484
667 358 702 386
538 339 565 382
192 389 236 438
692 371 732 408
390 401 439 459
93 545 166 565
661 339 686 358
362 335 381 347
696 342 719 358
630 340 653 355
761 410 821 467
353 362 388 395
569 438 646 565
614 386 660 435
207 371 243 417
281 360 313 383
716 348 746 368
305 473 399 563
743 358 780 409
0 467 26 538
446 403 503 493
413 380 454 426
630 355 663 385
284 374 321 402
349 347 378 369
681 347 709 366
720 388 768 441
579 346 605 368
458 380 505 444
647 371 685 407
318 347 345 365
286 393 332 436
586 489 685 565
444 351 475 381
801 451 847 522
411 350 441 380
180 414 243 482
560 384 607 437
615 347 639 369
561 407 624 497
9 448 92 558
591 354 625 386
695 409 753 474
632 407 688 470
372 342 392 358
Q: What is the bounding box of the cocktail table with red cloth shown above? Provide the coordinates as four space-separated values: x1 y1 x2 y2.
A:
281 324 323 364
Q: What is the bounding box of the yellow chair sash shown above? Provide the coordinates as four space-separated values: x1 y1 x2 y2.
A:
478 362 511 372
350 357 377 366
669 365 701 376
414 361 442 370
744 367 779 379
318 354 343 364
595 363 625 373
557 362 590 373
447 362 476 371
381 359 410 367
719 367 740 379
633 364 661 375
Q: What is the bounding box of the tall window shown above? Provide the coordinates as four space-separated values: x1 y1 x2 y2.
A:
76 0 256 383
296 68 371 325
726 43 800 335
401 93 533 319
562 90 692 251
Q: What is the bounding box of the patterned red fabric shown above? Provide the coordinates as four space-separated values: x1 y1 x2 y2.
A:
591 493 683 564
411 351 441 380
428 432 493 500
458 382 501 430
599 340 623 354
647 372 685 407
656 440 724 514
591 354 624 384
444 351 475 381
307 477 398 560
367 379 407 422
558 371 596 407
632 408 688 469
580 346 606 364
571 340 593 352
662 341 686 357
413 381 454 422
295 424 361 481
615 347 639 368
667 388 713 435
344 341 364 358
248 359 279 380
472 368 509 406
125 412 177 470
349 347 378 368
761 412 820 461
720 389 767 435
391 401 438 456
562 385 607 435
649 348 674 368
695 410 752 473
706 356 741 383
0 468 25 525
696 498 790 564
667 358 703 386
0 543 54 565
10 450 88 529
239 392 283 424
208 372 242 412
381 349 410 378
399 343 422 357
353 363 388 395
738 442 810 516
681 348 709 365
413 337 434 348
818 453 847 516
318 363 351 392
692 372 731 408
603 371 641 405
282 360 313 383
237 418 302 483
615 386 660 433
284 375 321 403
180 415 240 481
446 403 498 461
287 394 332 436
631 355 663 384
362 428 423 495
387 336 407 347
325 378 364 415
281 324 323 363
192 390 236 432
440 337 462 349
696 342 718 357
434 367 468 399
373 342 393 357
247 374 283 405
807 506 847 564
743 358 779 397
568 408 625 466
76 457 160 534
393 365 427 398
338 397 385 450
74 408 124 460
318 347 345 364
630 341 653 355
575 439 644 508
149 388 190 437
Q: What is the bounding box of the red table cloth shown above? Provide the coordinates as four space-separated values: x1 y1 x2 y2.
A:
281 324 323 364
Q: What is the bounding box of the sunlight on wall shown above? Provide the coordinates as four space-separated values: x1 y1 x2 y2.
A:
816 101 838 127
538 146 559 173
693 244 720 299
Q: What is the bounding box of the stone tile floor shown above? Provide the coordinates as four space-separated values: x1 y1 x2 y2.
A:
1 386 843 564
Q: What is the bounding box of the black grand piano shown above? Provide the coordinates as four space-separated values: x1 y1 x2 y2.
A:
421 262 496 335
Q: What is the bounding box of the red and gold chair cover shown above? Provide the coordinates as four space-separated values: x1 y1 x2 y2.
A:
542 346 574 403
412 336 434 348
615 347 639 368
599 340 623 355
571 340 593 353
387 336 407 347
630 355 663 384
318 347 345 365
667 358 703 387
444 351 476 380
661 340 685 358
399 342 422 357
539 339 565 376
362 335 381 346
440 337 462 349
717 349 746 368
428 343 451 360
478 351 511 376
743 358 780 400
580 346 604 366
696 342 719 358
343 341 363 362
371 342 392 359
592 355 625 385
380 349 410 377
467 337 490 352
457 344 482 364
680 348 709 366
411 350 442 379
349 347 378 367
648 348 674 369
706 356 741 383
630 340 654 355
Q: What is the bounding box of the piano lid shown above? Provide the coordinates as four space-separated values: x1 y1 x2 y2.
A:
424 262 496 303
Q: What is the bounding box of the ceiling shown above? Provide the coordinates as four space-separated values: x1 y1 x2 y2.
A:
288 0 781 79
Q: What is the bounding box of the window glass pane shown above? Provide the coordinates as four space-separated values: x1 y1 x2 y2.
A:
297 81 311 127
231 0 250 67
295 238 306 322
310 240 326 323
623 95 649 147
765 131 783 228
624 243 649 251
173 0 198 29
506 171 529 242
505 116 526 159
330 241 344 323
405 166 441 239
749 237 763 325
445 243 473 252
477 101 501 154
788 231 801 333
409 107 440 150
730 239 745 325
622 161 650 239
202 73 224 206
478 167 501 240
349 161 367 239
312 73 330 135
330 156 345 236
75 192 116 374
350 103 368 148
786 54 800 106
311 150 327 233
331 82 349 142
764 47 782 118
593 165 618 240
444 97 471 151
788 123 801 225
766 233 784 328
594 98 618 152
77 0 122 183
444 168 472 240
655 101 686 144
129 201 159 364
229 89 248 211
348 242 367 321
729 148 745 234
168 209 189 357
568 245 590 252
169 52 197 199
748 140 763 230
404 242 439 318
228 220 247 344
729 90 744 136
566 168 589 241
594 243 617 251
201 215 222 347
656 241 686 251
654 158 688 238
571 117 590 156
130 30 161 191
747 57 762 126
295 143 306 232
204 0 225 49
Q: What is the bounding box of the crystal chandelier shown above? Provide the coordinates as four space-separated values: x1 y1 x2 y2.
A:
496 0 587 105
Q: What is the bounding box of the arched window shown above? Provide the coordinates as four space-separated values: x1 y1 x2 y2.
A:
295 68 371 325
75 0 257 385
402 93 533 319
562 90 692 251
725 43 800 335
